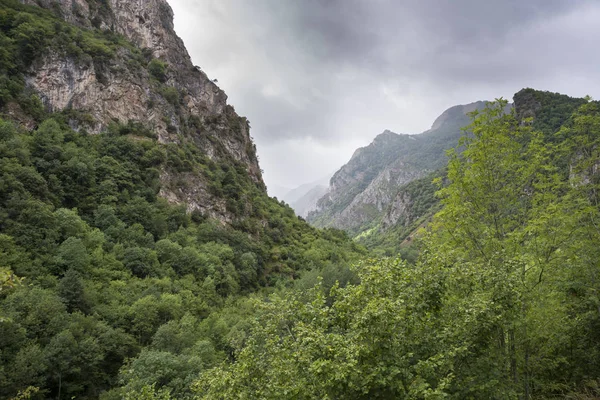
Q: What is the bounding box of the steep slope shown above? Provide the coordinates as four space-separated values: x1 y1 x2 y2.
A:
308 102 486 234
4 0 262 223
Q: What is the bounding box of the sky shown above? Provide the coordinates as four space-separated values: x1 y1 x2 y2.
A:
168 0 600 196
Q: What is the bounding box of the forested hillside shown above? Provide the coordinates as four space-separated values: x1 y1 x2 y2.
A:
0 1 364 398
0 116 363 399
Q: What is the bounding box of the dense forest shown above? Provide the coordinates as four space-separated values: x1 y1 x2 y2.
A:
0 115 363 399
1 0 600 399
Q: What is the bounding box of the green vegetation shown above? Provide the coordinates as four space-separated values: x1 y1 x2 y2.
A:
0 117 364 399
1 0 599 398
514 88 588 137
149 59 168 83
196 100 600 399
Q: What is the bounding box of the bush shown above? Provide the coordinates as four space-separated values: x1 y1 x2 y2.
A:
160 86 179 106
148 59 167 82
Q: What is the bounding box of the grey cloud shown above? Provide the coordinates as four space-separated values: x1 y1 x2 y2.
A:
169 0 600 187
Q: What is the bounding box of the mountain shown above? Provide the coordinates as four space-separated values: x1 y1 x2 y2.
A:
307 101 488 235
281 175 331 217
360 89 589 257
282 175 330 204
11 0 263 224
267 183 292 201
0 1 364 398
289 184 328 218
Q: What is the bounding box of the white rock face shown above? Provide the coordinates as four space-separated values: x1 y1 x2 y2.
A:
309 130 424 233
27 53 153 134
23 0 228 137
381 191 413 229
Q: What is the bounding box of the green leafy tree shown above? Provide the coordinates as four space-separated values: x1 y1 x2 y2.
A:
57 268 88 313
195 260 451 399
55 237 90 273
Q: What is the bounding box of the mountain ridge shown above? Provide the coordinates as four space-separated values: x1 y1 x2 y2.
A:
307 101 487 234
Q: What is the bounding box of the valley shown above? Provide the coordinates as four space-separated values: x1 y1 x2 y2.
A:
0 1 599 399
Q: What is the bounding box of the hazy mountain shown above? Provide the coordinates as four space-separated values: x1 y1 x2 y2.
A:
290 185 329 217
280 175 331 217
268 184 293 200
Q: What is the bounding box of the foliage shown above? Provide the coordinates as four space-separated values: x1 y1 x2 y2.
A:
160 86 180 106
514 88 588 137
149 59 168 83
0 115 363 398
196 100 600 399
9 386 39 400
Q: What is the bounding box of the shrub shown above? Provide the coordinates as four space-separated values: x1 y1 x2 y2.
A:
160 86 179 106
148 59 167 82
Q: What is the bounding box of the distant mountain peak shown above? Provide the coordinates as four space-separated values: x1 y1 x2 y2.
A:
430 101 487 131
374 129 401 141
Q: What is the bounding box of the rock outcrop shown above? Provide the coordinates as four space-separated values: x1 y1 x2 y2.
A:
381 190 413 229
19 0 264 222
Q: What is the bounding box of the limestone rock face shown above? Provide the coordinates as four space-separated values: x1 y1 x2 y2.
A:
326 158 426 232
20 0 264 221
26 52 152 134
22 0 228 135
381 190 413 229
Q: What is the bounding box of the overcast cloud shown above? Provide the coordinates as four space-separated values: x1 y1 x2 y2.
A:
168 0 600 193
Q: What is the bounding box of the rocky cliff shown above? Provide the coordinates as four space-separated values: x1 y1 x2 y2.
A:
15 0 263 222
